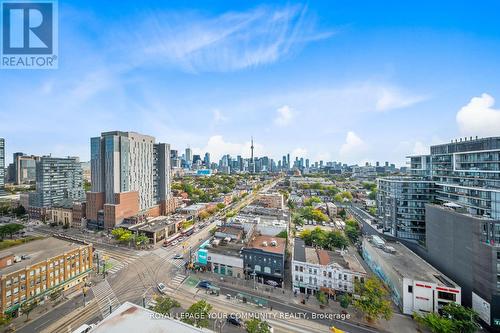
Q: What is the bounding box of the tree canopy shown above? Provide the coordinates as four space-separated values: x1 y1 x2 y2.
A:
182 300 212 328
151 296 180 316
353 276 393 323
246 318 272 333
300 227 348 250
414 303 479 333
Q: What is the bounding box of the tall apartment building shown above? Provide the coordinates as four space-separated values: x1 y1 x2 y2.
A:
377 177 435 241
378 136 500 242
87 131 174 229
28 156 85 208
0 138 4 195
185 147 193 167
13 153 39 185
377 136 500 330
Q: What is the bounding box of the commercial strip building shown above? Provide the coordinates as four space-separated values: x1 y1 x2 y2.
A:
86 131 176 229
292 238 366 297
0 237 93 317
127 214 186 245
242 235 286 286
362 235 461 315
90 301 214 333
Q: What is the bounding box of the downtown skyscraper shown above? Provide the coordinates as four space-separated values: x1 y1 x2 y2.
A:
87 131 175 229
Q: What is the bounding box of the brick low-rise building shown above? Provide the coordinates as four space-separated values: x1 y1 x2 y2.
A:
0 237 93 317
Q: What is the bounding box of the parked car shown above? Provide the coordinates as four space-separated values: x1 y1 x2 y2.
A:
266 280 279 287
157 282 167 294
173 254 183 259
197 280 212 289
226 314 243 326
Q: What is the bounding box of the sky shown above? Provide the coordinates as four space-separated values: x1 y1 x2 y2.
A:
1 1 500 166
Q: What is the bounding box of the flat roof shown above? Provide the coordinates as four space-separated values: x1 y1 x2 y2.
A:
90 302 212 333
293 238 365 273
247 235 286 255
293 238 306 262
0 237 87 276
364 237 458 287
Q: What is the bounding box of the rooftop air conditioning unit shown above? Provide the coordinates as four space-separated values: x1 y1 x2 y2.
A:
262 241 268 247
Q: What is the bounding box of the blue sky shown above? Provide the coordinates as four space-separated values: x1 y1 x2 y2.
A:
1 1 500 166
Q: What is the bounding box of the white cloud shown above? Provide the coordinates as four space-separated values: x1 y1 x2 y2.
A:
375 87 427 111
456 93 500 137
113 5 333 73
212 109 228 124
274 105 294 126
339 131 367 163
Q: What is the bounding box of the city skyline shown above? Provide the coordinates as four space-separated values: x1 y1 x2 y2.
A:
1 1 500 165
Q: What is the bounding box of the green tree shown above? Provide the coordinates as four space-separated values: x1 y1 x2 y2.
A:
353 276 393 323
182 300 212 328
135 233 149 248
304 196 321 206
340 294 351 309
414 303 479 333
246 318 272 333
275 230 287 239
325 230 349 249
21 300 37 321
414 312 455 333
12 205 26 217
345 225 360 243
0 223 25 240
216 202 226 210
151 296 181 316
368 189 377 200
368 207 377 216
111 228 133 244
316 291 328 305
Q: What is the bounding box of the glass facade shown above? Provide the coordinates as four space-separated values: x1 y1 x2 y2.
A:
379 137 500 242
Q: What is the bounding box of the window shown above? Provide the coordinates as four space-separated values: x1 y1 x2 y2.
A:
264 267 271 274
408 285 413 293
254 265 261 272
437 291 456 302
295 265 298 271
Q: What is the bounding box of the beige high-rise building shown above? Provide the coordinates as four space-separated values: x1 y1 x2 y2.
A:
87 131 175 229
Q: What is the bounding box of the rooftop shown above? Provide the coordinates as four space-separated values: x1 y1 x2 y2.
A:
364 236 459 287
247 235 286 255
0 237 89 276
90 302 212 333
293 238 365 273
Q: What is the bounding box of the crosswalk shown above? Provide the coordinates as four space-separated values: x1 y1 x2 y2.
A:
95 248 141 275
91 279 121 318
170 273 187 289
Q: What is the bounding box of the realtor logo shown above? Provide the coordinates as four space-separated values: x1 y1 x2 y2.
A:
1 0 58 69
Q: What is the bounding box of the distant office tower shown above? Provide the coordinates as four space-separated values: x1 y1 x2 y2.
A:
87 131 174 229
185 148 193 166
305 159 310 169
13 153 39 184
204 152 210 167
29 156 85 208
282 156 287 170
287 154 290 169
0 138 4 195
170 149 181 168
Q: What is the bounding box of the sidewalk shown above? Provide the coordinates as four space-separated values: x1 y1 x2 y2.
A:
188 271 417 333
7 286 86 332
